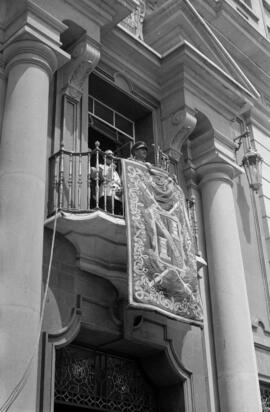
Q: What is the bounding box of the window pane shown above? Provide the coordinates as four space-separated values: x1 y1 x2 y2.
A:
95 101 114 124
115 113 134 137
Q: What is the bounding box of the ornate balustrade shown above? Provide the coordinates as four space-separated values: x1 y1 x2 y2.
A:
48 141 173 217
48 142 124 216
47 141 201 256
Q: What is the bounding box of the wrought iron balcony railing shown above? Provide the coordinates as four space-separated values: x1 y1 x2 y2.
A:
47 142 201 256
48 141 173 217
48 141 125 216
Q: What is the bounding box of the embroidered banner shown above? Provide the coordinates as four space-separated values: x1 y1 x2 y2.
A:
122 159 203 322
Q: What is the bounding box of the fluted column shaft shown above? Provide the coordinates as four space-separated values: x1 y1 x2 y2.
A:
0 40 57 411
199 163 261 412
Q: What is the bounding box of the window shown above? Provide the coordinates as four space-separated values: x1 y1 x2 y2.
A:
88 95 135 158
88 73 155 161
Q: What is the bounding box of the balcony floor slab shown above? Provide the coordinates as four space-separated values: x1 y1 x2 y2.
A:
45 210 128 296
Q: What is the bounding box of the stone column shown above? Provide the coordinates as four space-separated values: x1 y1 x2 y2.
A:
0 40 58 411
199 163 262 412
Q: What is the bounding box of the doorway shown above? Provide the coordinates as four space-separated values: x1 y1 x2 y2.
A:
54 345 157 412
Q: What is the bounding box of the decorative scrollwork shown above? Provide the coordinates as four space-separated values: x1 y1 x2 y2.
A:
119 0 146 40
63 35 101 99
161 108 197 162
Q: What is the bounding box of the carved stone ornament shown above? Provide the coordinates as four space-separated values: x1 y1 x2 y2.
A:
162 108 197 162
63 35 101 99
119 0 146 40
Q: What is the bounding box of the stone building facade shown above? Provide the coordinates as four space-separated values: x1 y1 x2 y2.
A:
1 0 270 411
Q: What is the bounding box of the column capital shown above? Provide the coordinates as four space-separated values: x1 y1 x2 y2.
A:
62 35 101 100
197 162 235 188
184 115 244 189
1 0 70 72
3 39 59 79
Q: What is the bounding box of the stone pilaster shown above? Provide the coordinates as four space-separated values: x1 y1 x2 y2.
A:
198 162 262 412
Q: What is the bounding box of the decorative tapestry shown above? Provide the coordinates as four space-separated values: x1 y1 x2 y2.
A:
122 159 203 322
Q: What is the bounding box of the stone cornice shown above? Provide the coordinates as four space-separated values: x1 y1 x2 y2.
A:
144 0 260 98
210 29 270 101
101 21 260 115
192 0 262 26
62 35 101 99
186 0 260 97
101 26 161 102
203 0 270 81
0 0 70 70
3 0 67 44
162 41 258 104
64 0 137 30
101 27 258 120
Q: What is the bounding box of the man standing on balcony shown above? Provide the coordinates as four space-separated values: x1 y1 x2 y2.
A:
99 149 122 215
131 141 148 162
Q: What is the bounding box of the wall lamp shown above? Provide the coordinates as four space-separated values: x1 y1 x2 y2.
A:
234 129 263 193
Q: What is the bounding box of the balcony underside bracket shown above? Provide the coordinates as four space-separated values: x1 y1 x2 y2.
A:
45 210 128 296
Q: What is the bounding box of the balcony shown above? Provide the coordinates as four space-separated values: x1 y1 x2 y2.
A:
45 142 203 296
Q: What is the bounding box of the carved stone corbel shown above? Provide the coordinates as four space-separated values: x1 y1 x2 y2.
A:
162 107 197 162
62 35 101 100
